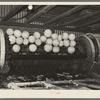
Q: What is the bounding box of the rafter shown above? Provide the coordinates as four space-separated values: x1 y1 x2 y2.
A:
59 10 100 26
80 19 100 27
26 5 56 23
44 5 87 25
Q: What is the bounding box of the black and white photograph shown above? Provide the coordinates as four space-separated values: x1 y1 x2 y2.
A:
0 4 100 91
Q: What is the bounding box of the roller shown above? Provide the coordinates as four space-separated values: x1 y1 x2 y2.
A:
58 34 63 41
22 31 29 39
29 44 37 52
67 47 75 54
8 35 16 44
6 28 14 36
44 29 52 38
53 39 59 47
0 29 98 76
63 32 69 40
40 36 47 42
29 36 35 43
52 33 58 40
34 31 41 39
69 33 75 41
14 30 22 37
44 44 52 52
46 38 53 45
70 40 76 47
16 37 23 45
59 41 64 47
53 47 60 53
23 38 29 45
35 39 42 46
12 44 21 53
63 39 70 47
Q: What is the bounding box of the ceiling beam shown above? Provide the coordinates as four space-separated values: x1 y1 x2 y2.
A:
59 10 100 26
26 5 44 18
90 23 100 29
44 5 87 25
80 18 100 27
26 5 56 23
59 5 100 10
0 21 98 33
2 5 26 21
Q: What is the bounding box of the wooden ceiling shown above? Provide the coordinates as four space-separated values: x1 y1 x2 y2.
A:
0 5 100 33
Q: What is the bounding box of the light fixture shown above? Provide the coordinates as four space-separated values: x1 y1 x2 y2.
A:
28 5 33 10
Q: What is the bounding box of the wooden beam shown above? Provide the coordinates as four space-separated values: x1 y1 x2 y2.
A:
26 5 56 23
44 5 87 25
90 23 100 29
2 5 26 21
26 5 44 19
60 5 100 10
59 10 100 26
0 21 98 33
80 18 100 27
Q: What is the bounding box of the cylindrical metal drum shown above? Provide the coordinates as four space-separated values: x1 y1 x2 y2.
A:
0 29 97 76
86 33 100 62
